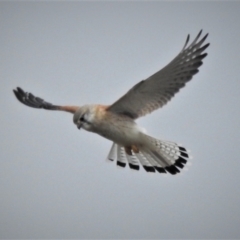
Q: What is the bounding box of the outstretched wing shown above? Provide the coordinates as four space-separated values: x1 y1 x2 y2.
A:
13 87 78 113
13 87 60 110
107 30 210 119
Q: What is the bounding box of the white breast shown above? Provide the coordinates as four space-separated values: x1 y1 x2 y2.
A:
92 113 144 146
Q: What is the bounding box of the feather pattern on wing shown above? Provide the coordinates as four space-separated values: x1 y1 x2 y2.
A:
13 87 78 113
107 30 209 119
13 87 60 110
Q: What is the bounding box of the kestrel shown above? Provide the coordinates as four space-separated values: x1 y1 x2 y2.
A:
13 30 209 175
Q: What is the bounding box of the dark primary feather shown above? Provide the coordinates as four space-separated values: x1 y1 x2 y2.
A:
107 30 210 119
13 87 60 110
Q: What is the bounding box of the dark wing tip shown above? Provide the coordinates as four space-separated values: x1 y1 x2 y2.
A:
202 33 209 43
183 30 209 51
13 87 38 108
198 29 203 37
13 87 29 105
13 87 59 110
13 88 19 97
182 34 190 50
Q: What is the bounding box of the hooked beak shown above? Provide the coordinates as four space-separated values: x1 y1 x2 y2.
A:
77 123 82 129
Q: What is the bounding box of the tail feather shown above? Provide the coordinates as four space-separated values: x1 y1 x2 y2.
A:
107 143 117 161
135 152 155 172
107 135 190 175
138 151 164 172
125 154 140 170
145 149 169 167
116 145 127 167
108 143 140 170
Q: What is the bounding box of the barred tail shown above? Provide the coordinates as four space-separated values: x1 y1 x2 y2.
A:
107 135 191 175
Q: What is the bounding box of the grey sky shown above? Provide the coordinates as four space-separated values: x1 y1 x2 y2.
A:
1 2 240 239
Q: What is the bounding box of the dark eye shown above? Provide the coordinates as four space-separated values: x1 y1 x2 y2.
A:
80 116 85 122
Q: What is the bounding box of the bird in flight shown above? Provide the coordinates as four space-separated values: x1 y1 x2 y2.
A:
13 30 209 175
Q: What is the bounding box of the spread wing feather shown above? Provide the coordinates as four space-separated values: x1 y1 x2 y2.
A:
13 87 60 110
13 87 78 113
107 30 209 119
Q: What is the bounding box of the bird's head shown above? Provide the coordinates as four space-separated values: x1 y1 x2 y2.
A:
73 105 95 131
